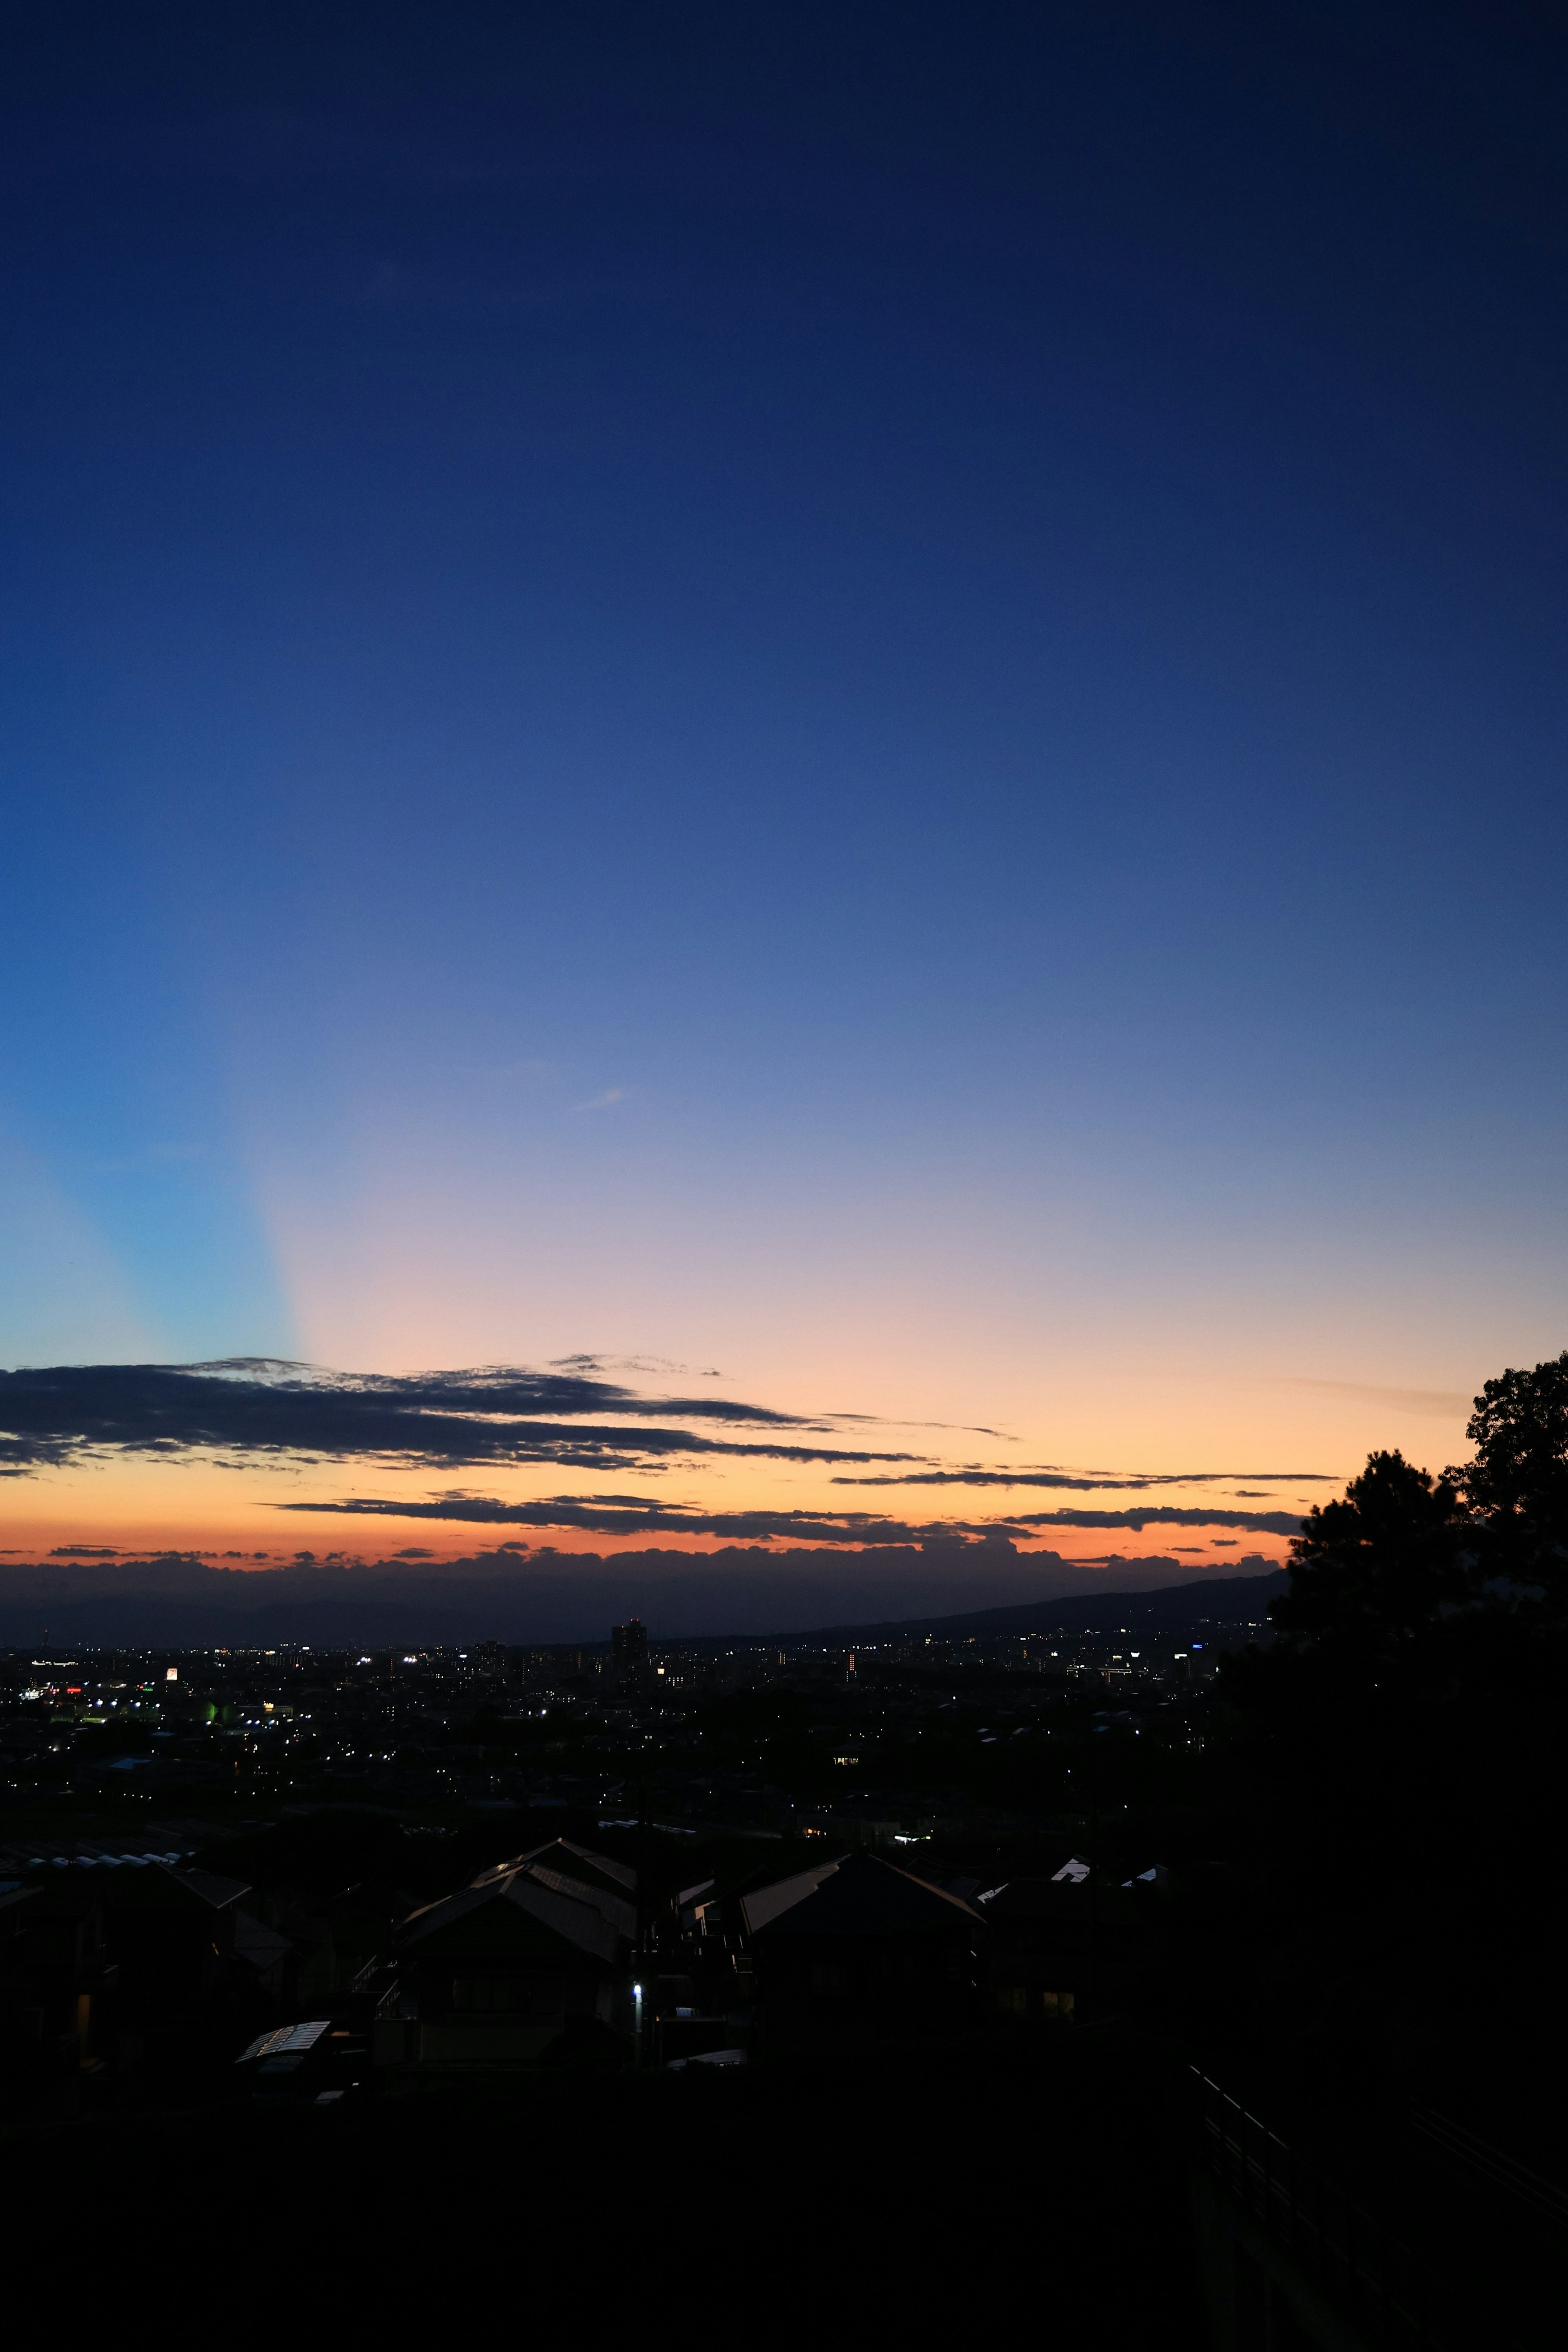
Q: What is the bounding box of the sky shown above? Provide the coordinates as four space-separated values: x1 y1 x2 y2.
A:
2 4 1566 1602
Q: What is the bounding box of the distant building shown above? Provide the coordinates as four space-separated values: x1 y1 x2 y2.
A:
611 1619 649 1671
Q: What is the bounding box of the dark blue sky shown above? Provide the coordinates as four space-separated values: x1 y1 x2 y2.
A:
2 4 1565 1505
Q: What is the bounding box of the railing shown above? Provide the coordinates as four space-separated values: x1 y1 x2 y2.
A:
1192 2069 1453 2350
1410 2107 1568 2227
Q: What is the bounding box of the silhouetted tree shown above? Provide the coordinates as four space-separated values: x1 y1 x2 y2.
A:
1268 1448 1466 1659
1452 1350 1568 1614
1209 1365 1568 2137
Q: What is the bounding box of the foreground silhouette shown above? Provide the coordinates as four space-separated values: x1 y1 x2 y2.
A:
1207 1352 1568 2176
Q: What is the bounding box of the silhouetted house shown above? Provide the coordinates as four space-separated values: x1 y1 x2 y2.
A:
96 1863 254 2025
375 1841 638 2074
741 1851 983 2040
232 1908 298 2012
979 1864 1169 2020
261 1881 404 2007
2 1860 258 2096
0 1875 115 2106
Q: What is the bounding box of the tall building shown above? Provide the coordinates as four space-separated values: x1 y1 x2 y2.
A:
611 1618 649 1670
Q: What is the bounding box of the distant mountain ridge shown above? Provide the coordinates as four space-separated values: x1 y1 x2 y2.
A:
754 1569 1288 1647
0 1546 1288 1648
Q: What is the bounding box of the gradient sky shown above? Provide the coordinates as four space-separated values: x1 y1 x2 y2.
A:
3 5 1566 1585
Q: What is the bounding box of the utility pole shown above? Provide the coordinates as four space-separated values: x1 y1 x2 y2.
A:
1089 1735 1101 2011
636 1746 654 2067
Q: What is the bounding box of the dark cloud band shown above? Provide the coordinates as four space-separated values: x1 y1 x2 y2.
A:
278 1493 961 1546
0 1360 1323 1544
0 1359 920 1478
278 1492 1302 1547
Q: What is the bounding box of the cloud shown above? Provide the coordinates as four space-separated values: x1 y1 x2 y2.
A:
1 1432 76 1477
278 1490 1026 1548
571 1088 625 1111
277 1486 1305 1550
0 1358 925 1479
834 1467 1334 1491
49 1544 127 1557
1278 1378 1473 1419
1001 1507 1302 1536
0 1361 1338 1548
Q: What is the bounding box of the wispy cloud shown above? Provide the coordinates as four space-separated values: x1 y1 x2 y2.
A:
1277 1377 1473 1418
835 1466 1334 1490
1002 1507 1303 1536
571 1087 625 1111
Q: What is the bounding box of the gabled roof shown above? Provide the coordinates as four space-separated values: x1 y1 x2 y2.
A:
521 1864 636 1942
471 1838 636 1898
742 1851 983 1940
233 1909 295 1974
977 1875 1145 1923
402 1870 621 1967
99 1862 252 1914
740 1859 841 1935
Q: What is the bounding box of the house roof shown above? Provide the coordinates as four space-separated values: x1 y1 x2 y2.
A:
402 1869 621 1967
742 1851 983 1940
471 1837 636 1898
98 1862 253 1913
232 1909 295 1974
978 1875 1147 1924
521 1863 636 1942
740 1859 841 1935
